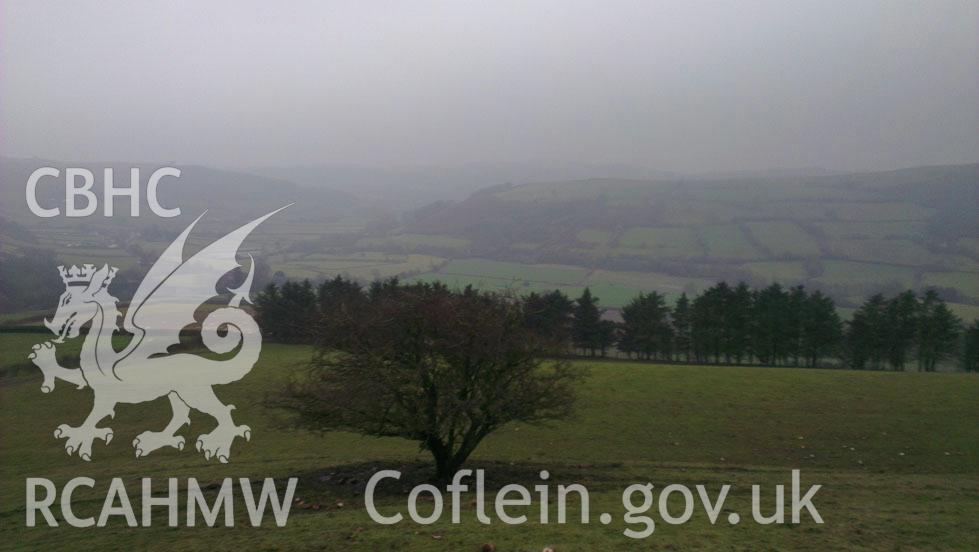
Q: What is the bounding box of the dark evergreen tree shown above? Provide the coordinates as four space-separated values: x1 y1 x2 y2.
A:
367 277 403 299
619 292 673 360
785 285 808 366
690 283 728 363
254 282 285 338
726 282 753 364
596 319 618 357
256 279 317 342
281 279 318 342
885 290 919 370
672 293 693 362
962 320 979 372
916 290 961 371
689 291 713 363
572 288 604 356
751 283 789 365
523 289 575 344
846 294 892 370
317 275 365 314
799 290 843 367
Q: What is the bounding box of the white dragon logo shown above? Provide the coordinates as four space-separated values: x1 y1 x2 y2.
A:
27 206 287 463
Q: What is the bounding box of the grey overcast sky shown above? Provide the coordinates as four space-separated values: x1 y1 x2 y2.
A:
1 0 976 173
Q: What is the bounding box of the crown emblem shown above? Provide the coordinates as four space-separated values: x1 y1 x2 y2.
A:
57 264 117 287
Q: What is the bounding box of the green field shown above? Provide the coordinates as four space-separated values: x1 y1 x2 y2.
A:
655 200 753 226
829 239 938 267
576 229 612 245
816 221 929 240
407 260 717 308
828 202 936 222
741 261 810 282
272 253 444 281
814 260 918 289
749 201 833 221
356 233 471 253
922 272 979 300
617 227 703 258
1 333 977 550
700 225 765 261
407 275 652 309
409 272 574 296
436 259 589 286
746 222 822 258
948 302 979 323
958 238 979 257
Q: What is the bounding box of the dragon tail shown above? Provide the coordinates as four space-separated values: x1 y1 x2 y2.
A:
200 306 262 385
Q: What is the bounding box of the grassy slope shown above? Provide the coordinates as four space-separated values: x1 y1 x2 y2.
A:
1 334 977 550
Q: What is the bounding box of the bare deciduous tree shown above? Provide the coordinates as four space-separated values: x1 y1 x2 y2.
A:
274 282 581 481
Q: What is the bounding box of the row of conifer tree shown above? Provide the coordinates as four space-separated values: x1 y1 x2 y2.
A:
254 276 979 371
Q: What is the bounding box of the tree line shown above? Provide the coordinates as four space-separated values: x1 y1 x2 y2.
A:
255 276 979 372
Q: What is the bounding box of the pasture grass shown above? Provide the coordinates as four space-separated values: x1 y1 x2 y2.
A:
700 225 765 261
356 233 470 252
828 202 936 222
618 227 702 256
922 272 979 300
741 261 809 283
957 238 979 257
576 229 612 245
0 334 976 550
746 222 821 258
816 221 928 240
829 239 937 267
436 259 589 286
814 260 918 288
273 253 443 282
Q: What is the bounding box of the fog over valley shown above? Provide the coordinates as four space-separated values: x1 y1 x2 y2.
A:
1 1 977 173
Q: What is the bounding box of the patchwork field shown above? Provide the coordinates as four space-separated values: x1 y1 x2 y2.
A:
355 233 471 253
828 239 939 267
436 259 589 285
922 272 979 300
959 238 979 257
746 222 822 258
816 221 929 240
404 259 715 308
0 334 976 550
741 261 810 283
394 164 979 307
270 253 444 281
828 201 936 222
814 261 919 289
948 302 979 322
700 225 765 261
618 227 703 258
576 229 612 245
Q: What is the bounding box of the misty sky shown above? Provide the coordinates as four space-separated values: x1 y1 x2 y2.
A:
1 1 976 174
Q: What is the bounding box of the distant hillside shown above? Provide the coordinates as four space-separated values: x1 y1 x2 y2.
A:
3 159 977 314
392 164 979 303
253 161 678 210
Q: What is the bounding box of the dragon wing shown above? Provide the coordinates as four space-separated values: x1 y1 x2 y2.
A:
121 206 288 362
